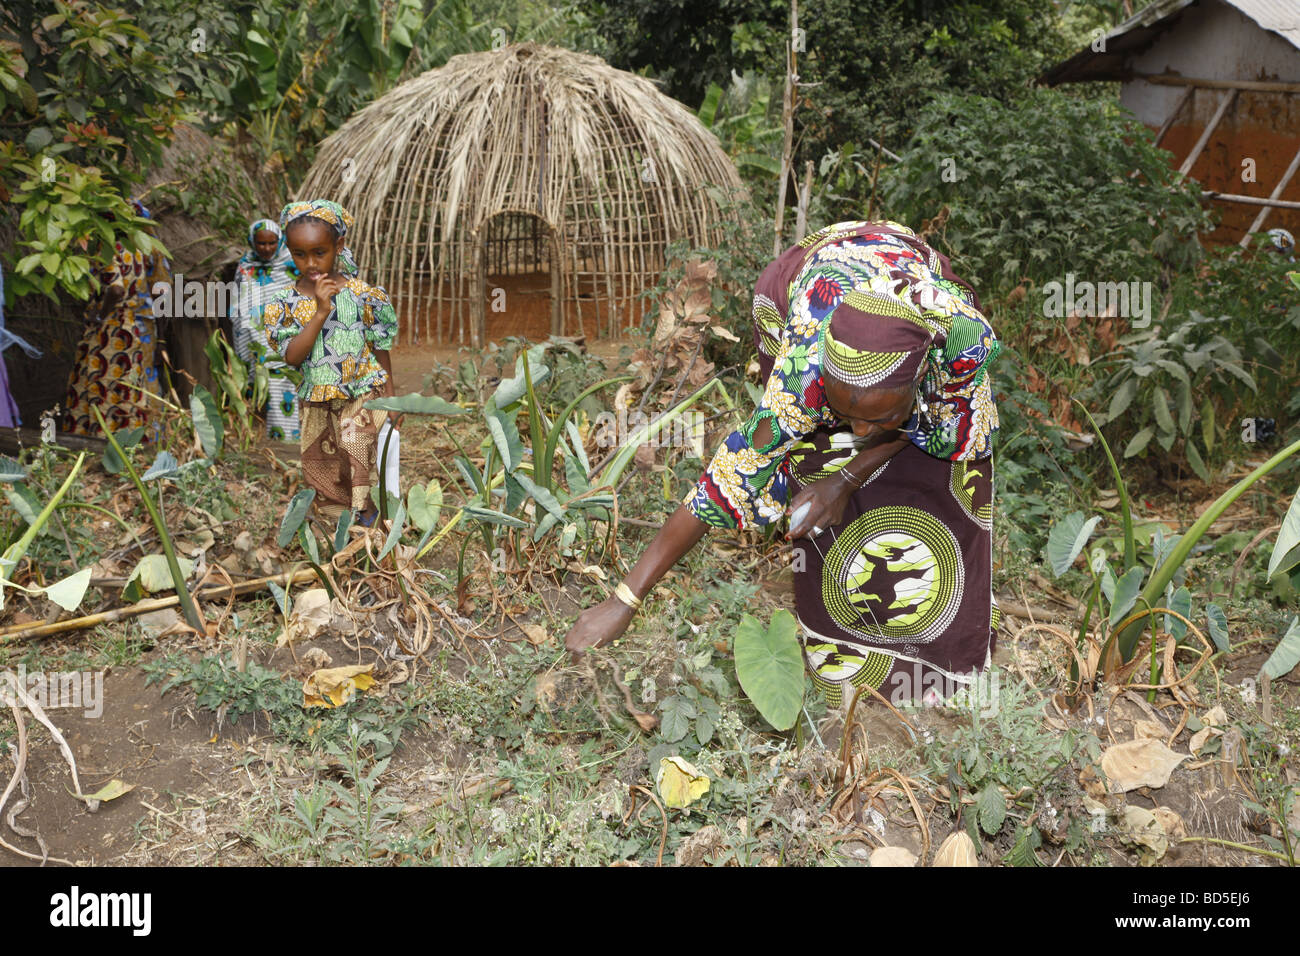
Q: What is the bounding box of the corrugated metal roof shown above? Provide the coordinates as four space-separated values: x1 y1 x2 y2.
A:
1041 0 1300 85
1231 0 1300 50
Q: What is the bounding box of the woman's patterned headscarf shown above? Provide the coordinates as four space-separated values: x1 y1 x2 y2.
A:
238 218 295 281
820 290 935 390
279 199 359 276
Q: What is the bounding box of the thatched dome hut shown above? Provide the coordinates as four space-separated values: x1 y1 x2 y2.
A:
297 43 745 347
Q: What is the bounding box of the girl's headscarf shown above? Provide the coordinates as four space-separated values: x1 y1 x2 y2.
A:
820 290 935 390
239 218 296 281
278 199 359 276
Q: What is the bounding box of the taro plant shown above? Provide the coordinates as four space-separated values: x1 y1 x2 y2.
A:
0 452 95 616
1049 402 1300 691
370 346 627 584
93 406 210 630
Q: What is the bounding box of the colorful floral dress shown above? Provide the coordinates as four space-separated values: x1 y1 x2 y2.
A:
685 221 1002 704
62 244 170 438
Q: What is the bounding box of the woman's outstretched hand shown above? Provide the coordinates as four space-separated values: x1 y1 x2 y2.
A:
785 474 853 540
564 597 635 661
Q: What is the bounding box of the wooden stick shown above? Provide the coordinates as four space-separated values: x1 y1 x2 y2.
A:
1239 144 1300 248
1136 73 1300 94
1204 192 1300 210
772 0 798 257
0 568 319 644
1178 89 1237 177
1153 85 1193 147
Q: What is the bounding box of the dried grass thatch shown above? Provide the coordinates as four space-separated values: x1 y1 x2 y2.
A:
298 43 745 346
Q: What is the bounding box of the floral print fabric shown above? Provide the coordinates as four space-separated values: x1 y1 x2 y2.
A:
683 221 1000 531
263 277 397 404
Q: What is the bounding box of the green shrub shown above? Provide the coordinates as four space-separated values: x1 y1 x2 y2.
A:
880 89 1212 293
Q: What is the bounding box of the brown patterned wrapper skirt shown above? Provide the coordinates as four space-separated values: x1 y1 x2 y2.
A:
788 429 1000 708
299 387 386 518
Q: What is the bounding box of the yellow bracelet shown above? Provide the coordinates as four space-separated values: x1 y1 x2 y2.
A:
614 581 643 611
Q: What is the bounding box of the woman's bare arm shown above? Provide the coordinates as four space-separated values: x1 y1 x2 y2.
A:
564 505 709 659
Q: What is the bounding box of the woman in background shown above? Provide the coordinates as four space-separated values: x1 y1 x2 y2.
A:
232 218 301 441
63 200 169 438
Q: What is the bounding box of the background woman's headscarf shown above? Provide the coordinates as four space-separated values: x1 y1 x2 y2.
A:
239 218 296 280
278 199 359 276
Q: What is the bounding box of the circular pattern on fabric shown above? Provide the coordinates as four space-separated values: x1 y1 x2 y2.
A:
822 506 964 643
949 458 992 530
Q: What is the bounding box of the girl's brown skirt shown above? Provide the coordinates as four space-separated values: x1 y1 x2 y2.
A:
299 387 386 518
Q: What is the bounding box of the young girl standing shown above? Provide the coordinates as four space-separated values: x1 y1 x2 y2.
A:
263 200 401 524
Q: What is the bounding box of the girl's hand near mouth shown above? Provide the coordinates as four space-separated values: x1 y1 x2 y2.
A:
312 273 344 314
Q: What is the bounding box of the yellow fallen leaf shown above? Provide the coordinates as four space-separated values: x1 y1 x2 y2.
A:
519 623 548 645
1102 739 1187 793
656 756 710 810
870 846 917 867
277 588 333 647
932 831 979 867
70 778 135 813
1118 805 1168 861
303 664 376 708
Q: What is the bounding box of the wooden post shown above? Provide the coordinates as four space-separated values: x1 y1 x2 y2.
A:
1239 144 1300 248
470 229 485 349
773 0 798 257
1153 85 1193 148
794 160 813 239
1178 89 1237 177
550 227 563 338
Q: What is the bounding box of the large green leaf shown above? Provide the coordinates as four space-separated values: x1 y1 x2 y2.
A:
141 450 180 481
190 385 224 459
978 783 1006 836
43 566 92 612
378 502 407 560
1163 585 1191 641
123 553 194 602
333 510 354 553
1206 603 1229 654
463 505 528 529
1267 483 1300 581
1109 567 1146 627
0 456 26 483
101 425 145 474
493 346 551 407
277 488 316 547
485 401 525 473
1261 616 1300 680
1184 439 1211 484
4 483 44 532
298 524 321 565
1153 387 1174 435
1046 512 1101 578
1107 378 1136 421
733 610 804 731
407 481 442 533
514 472 566 522
363 392 466 416
1124 426 1154 458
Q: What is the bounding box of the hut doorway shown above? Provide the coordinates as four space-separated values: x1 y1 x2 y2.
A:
471 211 562 346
